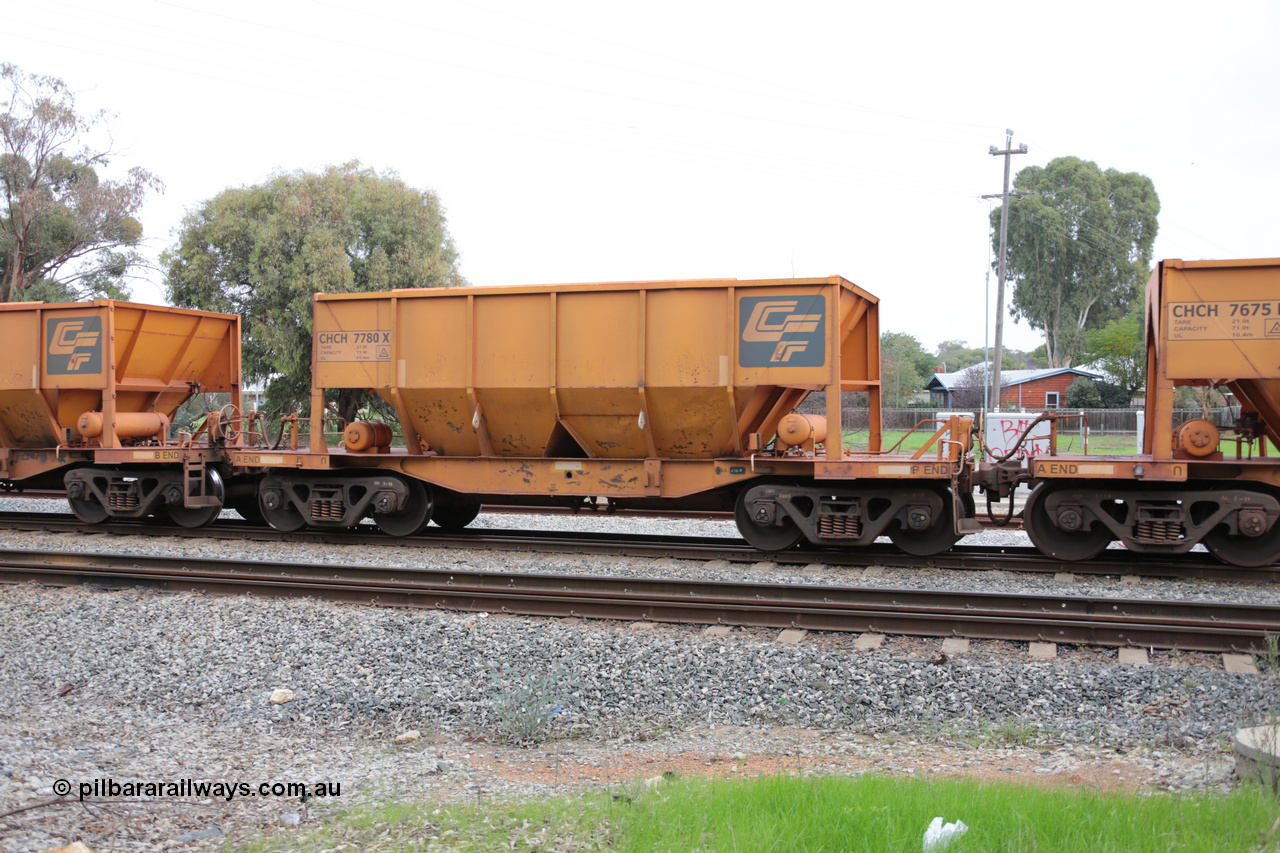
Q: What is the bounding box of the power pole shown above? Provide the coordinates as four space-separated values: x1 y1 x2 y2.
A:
982 129 1027 412
982 200 994 415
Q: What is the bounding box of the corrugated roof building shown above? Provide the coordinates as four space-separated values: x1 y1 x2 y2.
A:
924 364 1102 409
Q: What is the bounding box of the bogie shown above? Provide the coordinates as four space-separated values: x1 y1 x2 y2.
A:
63 466 225 529
1023 481 1280 566
735 481 963 557
256 472 434 537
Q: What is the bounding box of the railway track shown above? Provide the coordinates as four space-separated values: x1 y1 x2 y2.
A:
0 490 1025 527
0 548 1273 653
0 510 1274 583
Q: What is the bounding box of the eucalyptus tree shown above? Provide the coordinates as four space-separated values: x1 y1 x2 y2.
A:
992 156 1158 368
0 63 162 302
163 161 465 422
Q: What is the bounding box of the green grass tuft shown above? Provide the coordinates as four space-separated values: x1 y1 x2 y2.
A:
238 773 1280 853
616 774 1280 853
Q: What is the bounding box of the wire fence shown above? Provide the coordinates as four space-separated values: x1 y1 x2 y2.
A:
796 392 1240 435
914 407 1240 434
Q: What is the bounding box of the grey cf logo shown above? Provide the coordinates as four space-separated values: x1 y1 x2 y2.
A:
738 295 825 367
47 317 103 374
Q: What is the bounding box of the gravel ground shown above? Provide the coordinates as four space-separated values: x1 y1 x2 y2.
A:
1 499 1278 851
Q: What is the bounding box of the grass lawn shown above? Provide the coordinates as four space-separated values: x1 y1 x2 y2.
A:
245 773 1280 852
616 774 1279 853
841 429 1141 456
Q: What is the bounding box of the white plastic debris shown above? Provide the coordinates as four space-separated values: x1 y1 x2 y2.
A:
923 816 969 851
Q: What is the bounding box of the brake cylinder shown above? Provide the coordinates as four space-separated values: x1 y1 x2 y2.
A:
76 411 170 439
777 413 828 447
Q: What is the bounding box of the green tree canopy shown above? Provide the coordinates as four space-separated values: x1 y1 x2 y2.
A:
933 339 1034 374
1096 381 1129 408
994 156 1158 369
935 339 985 372
1083 296 1146 406
163 162 465 422
880 331 935 406
997 348 1038 371
1064 376 1103 408
1 63 162 302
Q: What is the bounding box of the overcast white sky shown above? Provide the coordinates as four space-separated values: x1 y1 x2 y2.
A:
4 0 1277 355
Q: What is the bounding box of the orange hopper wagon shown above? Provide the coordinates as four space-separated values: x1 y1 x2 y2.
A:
1008 258 1280 566
233 276 976 554
0 300 242 527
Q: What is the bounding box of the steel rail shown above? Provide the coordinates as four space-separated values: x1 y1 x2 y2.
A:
0 510 1273 583
0 492 1024 527
1 548 1275 652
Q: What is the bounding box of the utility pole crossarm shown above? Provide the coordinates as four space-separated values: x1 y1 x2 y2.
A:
987 129 1028 413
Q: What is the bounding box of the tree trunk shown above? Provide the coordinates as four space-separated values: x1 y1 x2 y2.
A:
336 388 364 426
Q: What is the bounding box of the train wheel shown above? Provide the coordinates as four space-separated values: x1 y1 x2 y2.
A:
734 488 804 551
432 502 482 531
375 477 433 537
68 495 109 524
260 489 307 532
1023 483 1111 561
1203 508 1280 568
167 469 226 529
887 489 961 557
232 496 267 525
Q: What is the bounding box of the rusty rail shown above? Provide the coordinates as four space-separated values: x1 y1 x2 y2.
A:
0 491 1025 528
0 548 1273 652
0 510 1273 583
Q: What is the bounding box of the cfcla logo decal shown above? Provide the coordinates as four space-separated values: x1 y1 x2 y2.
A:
739 295 826 367
46 317 103 374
